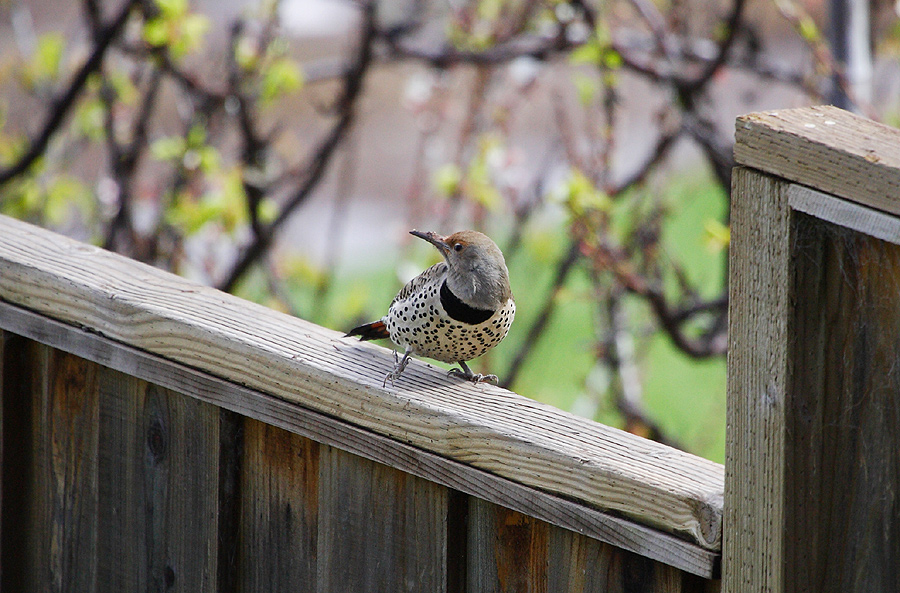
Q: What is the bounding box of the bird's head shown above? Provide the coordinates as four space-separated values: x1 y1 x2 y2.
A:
410 229 512 310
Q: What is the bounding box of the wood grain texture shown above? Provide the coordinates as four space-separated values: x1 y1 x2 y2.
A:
734 105 900 216
0 302 719 578
316 445 447 592
468 498 549 593
96 369 221 593
547 527 717 593
725 169 792 593
0 343 102 593
42 348 101 593
0 213 724 551
789 185 900 244
239 418 319 591
786 212 900 591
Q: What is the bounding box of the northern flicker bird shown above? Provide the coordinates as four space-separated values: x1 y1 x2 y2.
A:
346 230 515 385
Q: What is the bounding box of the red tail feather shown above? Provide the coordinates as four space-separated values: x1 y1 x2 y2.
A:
345 320 389 341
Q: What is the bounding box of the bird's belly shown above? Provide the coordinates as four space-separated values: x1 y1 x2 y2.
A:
386 298 515 364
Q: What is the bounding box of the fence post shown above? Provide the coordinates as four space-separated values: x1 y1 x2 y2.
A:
727 106 900 592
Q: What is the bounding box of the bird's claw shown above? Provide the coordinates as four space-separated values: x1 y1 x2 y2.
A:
448 367 498 385
383 350 411 387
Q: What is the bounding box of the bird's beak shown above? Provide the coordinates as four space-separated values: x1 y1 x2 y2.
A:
410 230 451 255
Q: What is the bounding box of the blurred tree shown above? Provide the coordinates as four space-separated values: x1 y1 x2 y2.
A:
0 0 895 453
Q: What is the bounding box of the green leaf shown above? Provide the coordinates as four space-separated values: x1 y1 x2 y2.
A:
703 218 730 251
557 169 610 215
573 73 599 106
73 98 105 141
150 135 186 161
798 16 820 43
24 33 65 88
569 41 602 65
155 0 188 18
142 18 170 48
261 58 304 103
433 163 462 197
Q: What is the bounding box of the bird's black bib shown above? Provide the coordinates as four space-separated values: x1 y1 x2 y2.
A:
440 280 494 325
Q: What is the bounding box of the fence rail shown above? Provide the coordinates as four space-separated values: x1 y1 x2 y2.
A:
4 105 899 592
0 213 722 591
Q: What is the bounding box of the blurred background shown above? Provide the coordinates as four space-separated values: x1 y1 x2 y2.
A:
1 0 898 462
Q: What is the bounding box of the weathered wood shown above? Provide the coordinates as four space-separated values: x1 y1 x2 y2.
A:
0 299 719 578
239 418 318 591
734 105 900 215
0 343 102 593
468 498 549 593
466 500 715 593
0 213 724 550
725 168 791 593
95 368 221 592
728 163 900 591
42 348 101 593
316 445 447 592
785 211 900 591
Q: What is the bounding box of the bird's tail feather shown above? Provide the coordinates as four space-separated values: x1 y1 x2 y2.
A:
345 320 389 341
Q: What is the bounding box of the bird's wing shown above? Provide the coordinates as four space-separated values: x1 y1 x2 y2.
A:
391 262 446 305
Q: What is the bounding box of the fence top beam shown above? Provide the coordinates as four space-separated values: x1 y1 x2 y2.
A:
735 104 900 214
0 214 724 553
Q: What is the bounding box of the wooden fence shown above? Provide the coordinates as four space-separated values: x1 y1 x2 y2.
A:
728 105 900 592
0 216 721 590
0 105 897 592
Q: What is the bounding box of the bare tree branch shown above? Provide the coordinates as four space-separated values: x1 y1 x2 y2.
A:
218 1 377 293
0 0 139 186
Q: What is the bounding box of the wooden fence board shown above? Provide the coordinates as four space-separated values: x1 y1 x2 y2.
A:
316 445 447 592
725 168 791 593
239 418 319 591
786 212 900 591
0 301 719 578
0 213 724 551
734 105 900 215
548 527 700 593
96 367 147 592
42 348 100 593
468 498 549 593
95 369 221 593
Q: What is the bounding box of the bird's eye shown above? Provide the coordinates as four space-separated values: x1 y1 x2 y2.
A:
454 243 463 252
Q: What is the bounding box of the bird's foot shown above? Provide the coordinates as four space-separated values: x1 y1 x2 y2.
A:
383 349 412 387
448 362 498 385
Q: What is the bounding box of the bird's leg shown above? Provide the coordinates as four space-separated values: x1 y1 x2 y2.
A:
448 361 498 385
384 346 413 387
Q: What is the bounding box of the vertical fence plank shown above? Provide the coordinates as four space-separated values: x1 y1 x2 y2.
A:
786 213 900 591
96 369 220 593
317 445 447 593
96 366 147 592
0 342 101 593
43 348 100 593
725 169 791 593
467 498 549 593
548 526 709 593
240 418 319 591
